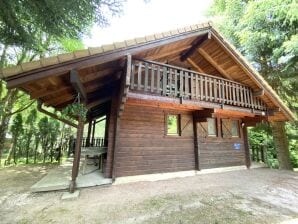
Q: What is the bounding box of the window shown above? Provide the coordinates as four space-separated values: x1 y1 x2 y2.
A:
221 119 240 138
166 114 180 136
222 119 232 138
231 120 240 137
197 118 217 138
207 118 217 137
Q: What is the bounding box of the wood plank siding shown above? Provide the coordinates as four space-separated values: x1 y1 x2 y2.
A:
114 104 195 177
196 116 245 169
198 138 245 169
105 102 246 178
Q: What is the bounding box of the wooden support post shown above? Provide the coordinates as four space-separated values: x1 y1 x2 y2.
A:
192 112 199 170
69 117 84 193
243 125 251 169
104 114 110 146
86 120 92 147
112 115 120 180
70 69 87 102
91 120 96 146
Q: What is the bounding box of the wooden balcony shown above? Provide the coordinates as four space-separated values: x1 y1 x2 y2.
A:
129 58 266 111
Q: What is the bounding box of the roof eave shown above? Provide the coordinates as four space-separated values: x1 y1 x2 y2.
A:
210 28 296 122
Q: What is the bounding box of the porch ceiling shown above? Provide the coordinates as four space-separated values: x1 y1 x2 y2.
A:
0 22 294 122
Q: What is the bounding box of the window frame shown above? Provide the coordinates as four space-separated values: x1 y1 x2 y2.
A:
221 118 241 139
231 119 240 138
207 118 217 137
165 113 181 136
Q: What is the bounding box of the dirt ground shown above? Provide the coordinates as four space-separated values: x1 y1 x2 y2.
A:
0 165 298 224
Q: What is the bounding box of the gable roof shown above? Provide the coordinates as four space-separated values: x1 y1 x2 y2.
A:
0 22 212 79
0 21 295 121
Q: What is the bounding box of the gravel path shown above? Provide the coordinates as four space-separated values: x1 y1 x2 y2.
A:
0 165 298 224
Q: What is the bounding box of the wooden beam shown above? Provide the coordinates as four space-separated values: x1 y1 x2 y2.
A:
84 73 121 94
197 48 233 80
146 45 191 61
69 117 84 192
186 58 204 73
214 108 256 118
45 94 75 107
70 69 87 102
180 34 210 61
267 107 281 116
55 81 118 109
242 116 267 126
87 96 112 109
115 55 131 117
6 30 209 88
80 67 121 84
125 54 132 86
127 92 265 115
37 102 78 128
252 89 264 97
31 86 72 99
195 108 215 118
126 97 202 111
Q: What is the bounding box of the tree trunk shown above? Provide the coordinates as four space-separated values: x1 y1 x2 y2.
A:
271 121 292 170
25 134 32 164
0 115 10 165
0 89 18 165
34 139 40 164
6 138 17 165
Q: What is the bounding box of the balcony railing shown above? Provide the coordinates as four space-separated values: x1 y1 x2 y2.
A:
129 59 266 111
68 137 108 156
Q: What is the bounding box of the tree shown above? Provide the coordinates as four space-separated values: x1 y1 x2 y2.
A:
0 0 123 49
48 118 60 163
38 117 50 164
0 0 123 166
23 109 37 164
209 0 297 169
6 113 23 165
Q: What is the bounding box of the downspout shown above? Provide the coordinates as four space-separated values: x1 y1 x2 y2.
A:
37 101 78 128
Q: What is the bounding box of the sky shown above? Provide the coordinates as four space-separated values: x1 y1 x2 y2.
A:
83 0 214 47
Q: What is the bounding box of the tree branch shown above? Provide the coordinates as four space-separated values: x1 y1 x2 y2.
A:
8 101 35 116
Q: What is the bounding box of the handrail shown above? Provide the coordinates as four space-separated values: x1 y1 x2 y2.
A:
129 58 267 111
133 57 248 86
68 137 108 156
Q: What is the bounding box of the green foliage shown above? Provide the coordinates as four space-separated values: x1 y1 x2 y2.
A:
248 124 278 168
60 38 85 52
10 113 23 136
62 103 88 121
209 0 298 168
0 0 123 49
167 115 178 135
0 0 123 166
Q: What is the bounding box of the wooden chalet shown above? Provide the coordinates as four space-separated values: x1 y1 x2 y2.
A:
1 22 295 191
